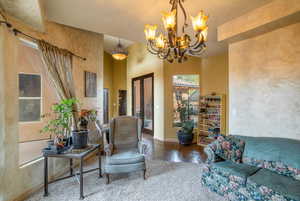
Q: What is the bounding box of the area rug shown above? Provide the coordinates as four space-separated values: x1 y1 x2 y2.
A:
25 160 226 201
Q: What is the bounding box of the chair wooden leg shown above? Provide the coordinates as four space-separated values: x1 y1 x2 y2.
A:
105 174 110 184
143 169 147 180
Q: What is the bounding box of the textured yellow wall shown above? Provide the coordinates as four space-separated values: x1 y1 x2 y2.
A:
112 59 127 117
103 52 127 119
218 0 300 42
104 51 114 119
229 23 300 140
0 15 104 201
127 43 164 141
201 53 229 134
163 56 202 140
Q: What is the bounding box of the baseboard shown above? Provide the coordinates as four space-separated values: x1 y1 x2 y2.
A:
153 137 179 143
164 138 178 143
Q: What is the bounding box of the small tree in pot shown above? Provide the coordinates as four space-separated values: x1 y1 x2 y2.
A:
41 98 78 152
176 100 194 145
41 98 93 152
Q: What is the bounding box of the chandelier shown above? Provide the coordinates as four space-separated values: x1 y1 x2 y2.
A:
144 0 208 63
112 39 128 60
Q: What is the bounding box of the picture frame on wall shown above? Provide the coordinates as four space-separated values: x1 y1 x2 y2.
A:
84 71 97 97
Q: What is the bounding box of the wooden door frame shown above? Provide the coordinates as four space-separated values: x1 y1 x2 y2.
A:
132 73 154 135
103 88 109 124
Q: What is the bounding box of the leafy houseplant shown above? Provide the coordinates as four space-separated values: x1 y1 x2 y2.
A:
176 100 195 145
41 98 78 152
41 98 94 152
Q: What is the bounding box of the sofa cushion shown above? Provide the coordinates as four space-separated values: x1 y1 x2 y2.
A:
107 150 145 165
212 161 260 185
234 136 300 178
247 168 300 201
215 136 245 163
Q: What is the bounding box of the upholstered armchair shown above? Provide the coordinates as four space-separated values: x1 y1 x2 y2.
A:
103 116 147 184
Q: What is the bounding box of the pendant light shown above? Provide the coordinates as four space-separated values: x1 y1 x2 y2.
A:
112 39 128 60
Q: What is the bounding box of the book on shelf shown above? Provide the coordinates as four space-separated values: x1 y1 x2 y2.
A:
197 94 226 147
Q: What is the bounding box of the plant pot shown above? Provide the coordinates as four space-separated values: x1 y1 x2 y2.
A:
177 130 194 145
62 136 73 148
72 130 88 149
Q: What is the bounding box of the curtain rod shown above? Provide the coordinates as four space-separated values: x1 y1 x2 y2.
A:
0 19 86 61
12 29 86 61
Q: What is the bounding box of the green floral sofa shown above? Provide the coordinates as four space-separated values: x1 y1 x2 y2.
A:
201 135 300 201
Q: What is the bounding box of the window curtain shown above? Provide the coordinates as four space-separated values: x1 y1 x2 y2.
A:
37 40 79 130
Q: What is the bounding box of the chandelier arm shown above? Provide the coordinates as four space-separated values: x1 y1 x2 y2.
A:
162 48 171 59
178 47 182 57
189 44 206 55
180 48 188 57
189 34 202 48
147 46 157 55
150 41 163 54
191 45 205 53
170 0 177 11
168 31 175 48
190 40 205 50
173 48 178 59
159 49 170 59
147 42 159 55
178 0 188 33
191 49 205 55
159 47 171 59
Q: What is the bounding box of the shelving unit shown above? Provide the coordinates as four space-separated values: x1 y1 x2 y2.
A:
197 94 226 147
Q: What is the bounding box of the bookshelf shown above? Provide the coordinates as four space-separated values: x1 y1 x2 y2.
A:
197 94 226 147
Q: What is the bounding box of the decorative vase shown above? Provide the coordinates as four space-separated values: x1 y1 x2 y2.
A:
72 130 89 149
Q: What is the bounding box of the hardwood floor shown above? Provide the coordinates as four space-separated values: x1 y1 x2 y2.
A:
143 134 207 164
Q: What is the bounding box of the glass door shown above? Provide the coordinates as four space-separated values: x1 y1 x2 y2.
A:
132 73 154 134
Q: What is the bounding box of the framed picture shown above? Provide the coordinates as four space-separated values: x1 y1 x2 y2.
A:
85 71 97 97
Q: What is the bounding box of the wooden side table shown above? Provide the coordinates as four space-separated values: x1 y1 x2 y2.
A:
43 144 102 200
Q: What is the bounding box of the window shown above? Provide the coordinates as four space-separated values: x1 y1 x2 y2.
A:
17 40 53 166
19 73 42 122
173 75 200 128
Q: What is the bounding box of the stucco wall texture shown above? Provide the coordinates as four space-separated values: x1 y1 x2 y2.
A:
0 16 104 201
229 23 300 140
126 43 165 141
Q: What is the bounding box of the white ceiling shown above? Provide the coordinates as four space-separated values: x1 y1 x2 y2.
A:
0 0 45 31
104 34 133 54
45 0 273 56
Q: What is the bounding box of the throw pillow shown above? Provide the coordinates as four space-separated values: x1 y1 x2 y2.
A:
215 136 245 163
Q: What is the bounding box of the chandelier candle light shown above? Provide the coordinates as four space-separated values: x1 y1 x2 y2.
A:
144 0 208 63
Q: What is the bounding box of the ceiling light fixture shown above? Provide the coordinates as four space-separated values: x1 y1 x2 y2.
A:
112 39 128 60
144 0 208 63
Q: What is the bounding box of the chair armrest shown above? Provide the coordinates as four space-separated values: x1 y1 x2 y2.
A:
102 123 113 156
104 144 113 156
204 140 223 164
138 141 148 155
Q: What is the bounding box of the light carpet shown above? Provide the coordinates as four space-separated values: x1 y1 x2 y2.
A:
25 160 226 201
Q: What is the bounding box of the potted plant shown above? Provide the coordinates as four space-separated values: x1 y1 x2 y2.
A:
176 100 195 145
41 98 94 152
177 120 194 145
74 109 98 148
41 98 79 153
